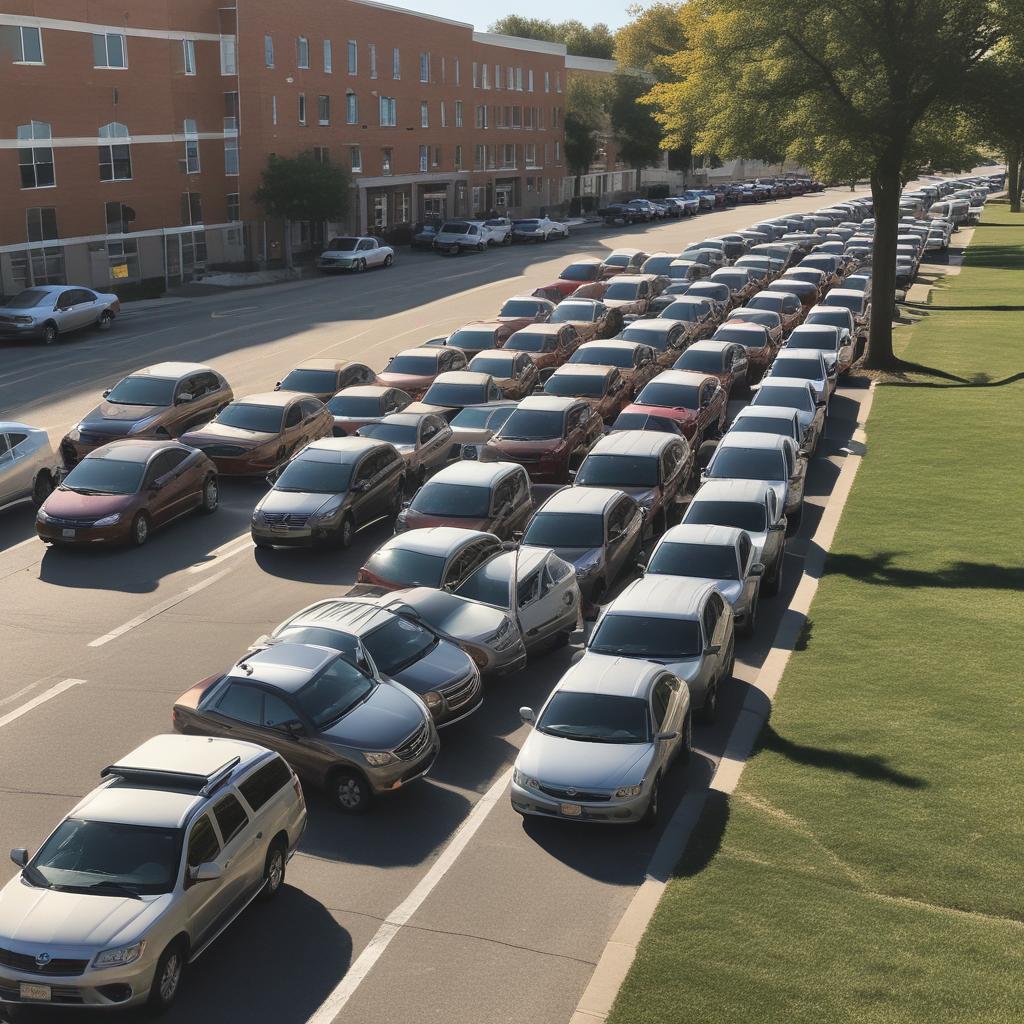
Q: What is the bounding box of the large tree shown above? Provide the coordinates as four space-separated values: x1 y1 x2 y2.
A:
564 76 610 183
609 73 663 171
969 39 1024 211
614 2 687 80
643 0 1000 369
489 16 614 59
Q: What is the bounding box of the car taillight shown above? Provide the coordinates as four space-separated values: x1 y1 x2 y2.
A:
292 772 305 806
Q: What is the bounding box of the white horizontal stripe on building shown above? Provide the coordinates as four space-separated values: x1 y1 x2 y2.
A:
0 13 223 43
0 223 242 256
0 132 236 150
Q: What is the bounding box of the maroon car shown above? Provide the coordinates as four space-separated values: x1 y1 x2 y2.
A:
632 369 727 444
494 296 555 333
673 340 750 396
328 385 412 435
710 322 777 383
504 323 582 379
377 346 467 400
445 321 514 360
541 257 605 299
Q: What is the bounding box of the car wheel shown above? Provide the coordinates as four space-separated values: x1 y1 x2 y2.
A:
258 838 287 902
359 259 368 272
31 471 54 508
640 774 661 828
41 322 58 345
503 235 512 246
148 940 186 1013
453 244 463 256
339 514 355 549
330 769 372 814
97 310 114 331
130 512 150 547
384 254 393 267
198 475 219 514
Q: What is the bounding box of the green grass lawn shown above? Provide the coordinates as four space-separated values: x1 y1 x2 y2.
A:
608 211 1024 1024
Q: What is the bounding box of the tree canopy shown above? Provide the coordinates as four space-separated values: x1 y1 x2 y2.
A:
609 73 663 169
564 76 610 176
488 16 615 58
253 151 352 224
614 3 687 80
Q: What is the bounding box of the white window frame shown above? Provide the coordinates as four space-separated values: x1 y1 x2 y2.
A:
324 39 333 73
296 36 309 69
440 100 447 128
182 38 196 75
298 93 307 126
544 70 550 93
318 94 330 125
392 46 400 79
419 52 430 83
98 121 132 181
528 69 534 92
379 96 396 127
419 145 428 173
15 25 44 64
219 34 236 75
17 121 55 190
472 61 478 88
347 39 357 75
183 118 201 174
455 100 463 128
369 43 377 79
271 95 277 125
420 101 429 128
224 136 239 175
93 31 127 69
264 34 274 68
516 67 523 91
482 63 489 89
350 145 362 173
454 58 461 85
346 91 358 124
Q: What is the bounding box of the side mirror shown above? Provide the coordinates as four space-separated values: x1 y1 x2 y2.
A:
10 848 28 868
770 521 786 532
656 730 679 741
705 643 722 656
188 862 223 884
815 397 827 407
354 480 371 492
567 468 577 481
266 471 279 486
511 530 524 543
102 389 112 398
282 719 305 738
150 478 165 492
750 562 765 577
519 706 536 724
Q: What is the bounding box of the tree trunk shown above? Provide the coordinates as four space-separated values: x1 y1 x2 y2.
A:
1008 141 1022 214
863 161 903 370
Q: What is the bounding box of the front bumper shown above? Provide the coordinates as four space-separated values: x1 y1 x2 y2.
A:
318 258 356 271
510 781 649 823
37 518 128 545
368 736 440 795
0 955 158 1009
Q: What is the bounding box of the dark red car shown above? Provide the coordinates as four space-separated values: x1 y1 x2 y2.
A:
504 323 582 379
631 369 727 444
494 296 555 333
710 322 777 383
673 340 750 397
541 258 605 299
445 321 514 360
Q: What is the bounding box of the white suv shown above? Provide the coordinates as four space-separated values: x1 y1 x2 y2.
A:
0 734 306 1012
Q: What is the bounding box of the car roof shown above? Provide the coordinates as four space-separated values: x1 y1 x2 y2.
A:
0 421 47 435
606 248 644 258
370 411 440 428
282 598 394 638
609 274 654 285
537 486 624 515
658 522 744 548
579 340 645 353
607 575 715 619
589 430 678 457
758 376 815 389
791 323 840 337
716 431 789 452
557 653 666 698
685 340 738 354
339 385 397 397
292 358 359 371
623 319 677 335
649 369 713 387
83 438 177 461
827 288 865 299
236 391 296 407
511 323 563 336
774 348 826 361
457 320 506 333
502 295 553 306
732 405 798 423
433 371 493 385
394 347 444 359
516 395 577 412
469 350 521 366
550 363 614 379
232 642 337 691
301 436 386 460
386 526 498 555
429 460 522 487
691 478 773 503
132 361 213 380
807 304 853 318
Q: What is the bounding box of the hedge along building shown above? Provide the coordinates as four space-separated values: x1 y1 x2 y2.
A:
0 1 570 295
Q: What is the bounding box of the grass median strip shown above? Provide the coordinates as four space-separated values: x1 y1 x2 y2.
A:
606 210 1024 1024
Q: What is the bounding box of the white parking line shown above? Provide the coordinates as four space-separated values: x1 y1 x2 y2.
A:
0 678 85 730
187 533 252 573
306 766 514 1024
87 568 233 647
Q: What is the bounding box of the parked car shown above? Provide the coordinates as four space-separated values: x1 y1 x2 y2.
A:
412 220 442 250
633 369 727 443
751 377 827 454
683 280 734 313
483 395 603 484
357 412 453 487
38 439 217 547
766 278 821 314
180 392 333 476
276 359 376 402
601 250 648 279
376 347 468 401
0 423 57 511
0 284 119 345
523 484 643 611
548 299 624 342
766 348 834 403
658 298 719 341
60 362 233 468
415 372 504 419
708 268 759 304
599 275 656 319
511 654 690 825
482 217 514 245
251 436 405 549
511 217 570 242
574 430 692 536
467 349 539 399
504 323 582 378
397 460 532 539
328 385 413 436
785 322 854 376
0 735 305 1010
745 290 805 332
356 527 502 592
601 203 647 226
317 236 394 272
710 322 777 383
495 296 555 332
618 319 691 368
174 644 437 813
544 364 631 425
433 221 489 254
673 340 750 396
444 322 514 360
448 402 518 460
542 258 605 299
820 288 871 342
728 405 803 448
567 340 660 397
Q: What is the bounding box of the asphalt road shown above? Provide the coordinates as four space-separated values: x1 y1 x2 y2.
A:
0 184 879 1024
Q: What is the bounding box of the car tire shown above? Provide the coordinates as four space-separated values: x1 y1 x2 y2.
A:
97 310 114 331
503 235 512 246
31 471 54 509
258 838 287 902
148 939 186 1013
384 254 393 267
130 512 150 547
199 475 219 515
41 322 58 345
338 514 355 549
640 774 661 828
764 545 785 596
330 768 372 814
357 259 367 273
453 244 463 256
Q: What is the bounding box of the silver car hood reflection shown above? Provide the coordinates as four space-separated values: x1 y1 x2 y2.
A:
517 731 652 790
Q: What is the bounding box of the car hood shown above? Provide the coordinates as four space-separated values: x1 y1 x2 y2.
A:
44 489 135 519
320 683 426 749
181 423 271 446
517 731 651 789
395 587 509 641
601 298 638 309
0 877 170 948
258 490 337 516
638 654 704 683
81 402 170 431
390 639 474 694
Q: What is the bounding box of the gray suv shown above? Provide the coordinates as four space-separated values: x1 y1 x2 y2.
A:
0 734 305 1012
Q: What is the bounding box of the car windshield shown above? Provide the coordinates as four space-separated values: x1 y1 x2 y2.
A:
772 358 823 380
327 238 359 252
448 329 497 351
661 301 703 321
275 458 352 493
637 382 699 408
711 447 786 481
455 563 512 607
515 220 540 227
620 327 669 351
686 499 767 532
105 376 176 407
571 347 633 368
328 395 382 417
506 331 555 353
715 327 764 346
524 512 604 548
386 354 438 375
470 356 515 377
441 222 470 233
358 422 418 445
363 547 446 587
590 613 702 659
677 350 723 373
791 331 839 351
422 383 487 406
364 615 437 675
294 657 375 728
538 691 650 743
649 541 739 580
500 301 544 318
216 403 284 433
749 296 783 312
612 412 680 434
279 369 337 392
452 405 513 429
576 455 658 487
62 457 144 495
496 409 564 440
551 303 598 323
7 288 52 309
411 482 491 517
754 386 813 412
604 282 640 300
559 263 599 282
546 373 606 398
643 257 674 274
27 819 180 896
732 415 794 438
605 255 631 268
825 295 863 313
807 311 848 329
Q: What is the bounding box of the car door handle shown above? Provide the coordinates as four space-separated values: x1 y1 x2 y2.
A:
256 831 263 840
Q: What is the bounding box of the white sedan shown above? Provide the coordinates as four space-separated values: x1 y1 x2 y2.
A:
317 236 395 273
512 217 571 242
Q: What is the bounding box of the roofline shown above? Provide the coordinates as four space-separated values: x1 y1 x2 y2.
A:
351 0 471 29
472 31 567 55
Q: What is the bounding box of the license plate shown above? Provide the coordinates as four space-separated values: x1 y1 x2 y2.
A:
62 528 75 538
20 983 51 1001
559 803 582 817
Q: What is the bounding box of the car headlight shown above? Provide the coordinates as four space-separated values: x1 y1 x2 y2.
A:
363 751 397 767
93 514 121 527
614 784 643 799
422 691 443 710
93 940 146 969
37 508 53 523
513 768 540 790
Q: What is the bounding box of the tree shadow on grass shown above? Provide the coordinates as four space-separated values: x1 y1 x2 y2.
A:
674 789 730 878
825 550 1024 591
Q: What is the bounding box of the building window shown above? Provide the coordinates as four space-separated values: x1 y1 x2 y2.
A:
98 122 132 181
369 43 377 78
525 142 538 167
181 38 196 75
454 57 460 85
183 118 201 173
395 192 410 223
440 101 447 128
219 35 236 75
433 146 440 168
528 69 534 92
298 93 307 125
516 67 524 91
420 101 429 128
494 64 501 90
180 191 203 226
381 147 392 175
296 36 309 69
313 146 329 164
454 144 462 170
264 34 274 67
224 91 239 133
350 145 362 173
347 39 357 75
271 95 277 125
554 140 561 163
14 25 44 64
227 192 240 220
392 46 400 79
322 39 332 73
556 72 561 93
474 144 484 170
419 52 430 83
17 121 55 189
441 56 446 83
551 107 558 129
318 95 330 125
92 32 126 69
105 201 131 234
472 62 478 88
346 91 358 124
373 194 388 230
26 207 58 241
475 104 488 129
544 70 550 92
379 96 396 127
502 144 515 169
455 100 463 128
224 136 239 175
419 145 428 173
482 63 489 89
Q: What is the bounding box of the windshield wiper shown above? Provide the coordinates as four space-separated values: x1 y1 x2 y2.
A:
86 880 142 899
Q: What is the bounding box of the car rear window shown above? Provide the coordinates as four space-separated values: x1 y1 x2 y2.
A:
551 303 598 323
545 373 607 398
216 403 285 433
637 382 700 408
386 354 438 375
448 329 498 350
771 358 823 379
238 756 293 812
523 512 604 548
505 332 556 353
363 547 446 588
279 369 338 393
559 263 600 282
411 482 491 517
422 382 488 406
500 300 545 318
648 541 739 580
685 499 766 533
710 448 786 482
570 346 633 369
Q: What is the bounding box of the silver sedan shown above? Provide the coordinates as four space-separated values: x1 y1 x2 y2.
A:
0 423 57 512
0 285 119 345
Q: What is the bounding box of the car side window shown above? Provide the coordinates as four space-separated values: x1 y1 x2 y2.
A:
518 571 541 607
214 682 263 724
56 290 77 309
608 500 630 539
420 418 438 442
512 470 530 506
651 679 672 729
545 555 572 585
238 757 292 812
144 452 174 487
354 455 375 486
701 599 717 645
163 449 189 472
186 814 220 869
263 693 296 729
212 793 249 846
0 436 11 461
300 399 323 419
6 432 28 452
284 403 303 428
493 479 514 513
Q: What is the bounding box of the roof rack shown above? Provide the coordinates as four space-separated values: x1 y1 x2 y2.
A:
101 756 241 797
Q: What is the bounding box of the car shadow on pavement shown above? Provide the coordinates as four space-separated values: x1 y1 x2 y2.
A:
252 519 390 586
0 506 37 553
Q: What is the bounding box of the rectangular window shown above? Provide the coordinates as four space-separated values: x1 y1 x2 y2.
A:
502 143 515 168
528 69 534 92
346 92 358 124
441 56 446 83
556 72 561 93
369 43 377 78
298 93 307 125
347 39 357 74
26 207 58 242
183 118 200 174
454 57 461 85
544 70 550 93
440 101 447 128
318 95 330 125
350 145 362 173
419 145 428 173
474 144 484 170
392 46 400 79
381 147 392 175
525 142 537 167
454 144 462 170
419 52 429 83
495 64 501 89
313 146 329 164
551 106 558 129
180 191 203 226
512 106 521 129
98 137 132 181
433 145 440 168
475 104 488 129
420 101 429 128
516 67 523 91
219 35 236 75
554 140 561 163
379 96 396 127
105 201 129 234
455 100 463 128
224 91 239 133
482 63 489 89
264 34 274 67
182 39 196 75
92 32 126 69
324 39 332 73
227 192 240 220
18 122 55 189
472 62 478 88
296 36 309 69
271 95 277 125
395 192 410 223
15 25 44 64
224 136 239 175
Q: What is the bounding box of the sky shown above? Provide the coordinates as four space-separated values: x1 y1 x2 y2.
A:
394 0 633 32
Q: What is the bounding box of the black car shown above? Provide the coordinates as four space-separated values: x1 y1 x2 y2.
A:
601 204 646 226
412 220 442 250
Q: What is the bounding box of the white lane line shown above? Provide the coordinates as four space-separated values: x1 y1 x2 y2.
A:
307 766 514 1024
187 533 252 573
87 567 233 647
0 678 85 729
